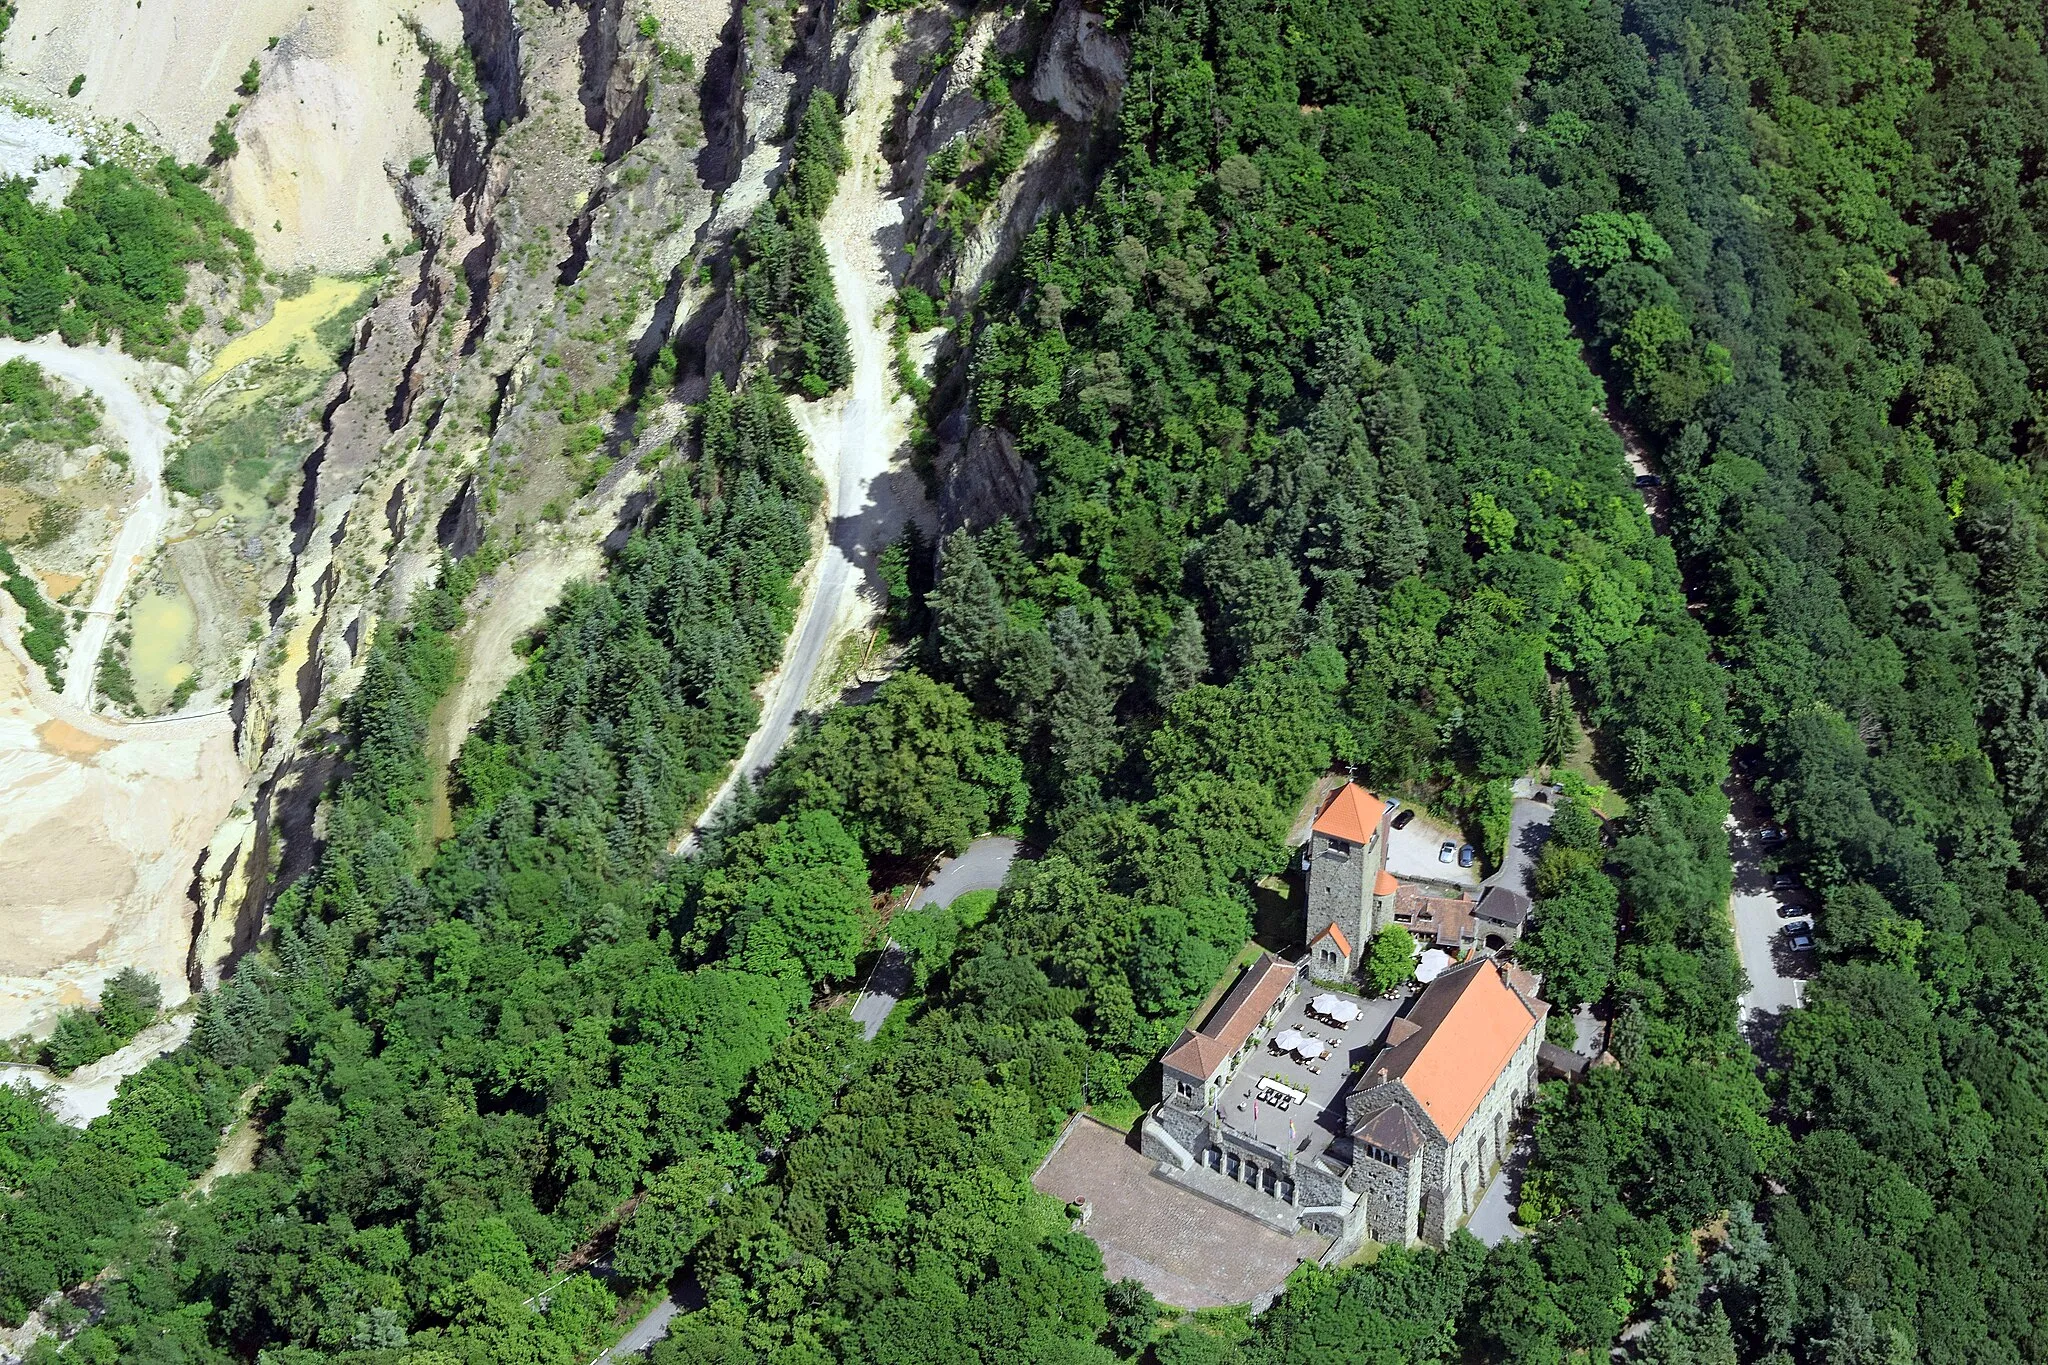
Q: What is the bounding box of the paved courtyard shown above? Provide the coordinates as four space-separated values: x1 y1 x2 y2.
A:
1034 1118 1329 1308
1210 987 1401 1163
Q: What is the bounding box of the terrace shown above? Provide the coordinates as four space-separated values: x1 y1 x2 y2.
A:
1210 985 1401 1166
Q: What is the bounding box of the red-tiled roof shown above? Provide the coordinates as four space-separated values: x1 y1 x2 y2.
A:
1374 868 1399 896
1393 883 1481 949
1310 920 1352 960
1161 953 1294 1079
1161 1029 1234 1079
1359 958 1546 1140
1313 783 1387 845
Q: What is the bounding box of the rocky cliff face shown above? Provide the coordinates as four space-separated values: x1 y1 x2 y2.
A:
185 0 1125 991
885 0 1129 539
188 0 783 985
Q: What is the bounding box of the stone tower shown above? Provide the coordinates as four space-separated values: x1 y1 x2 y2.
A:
1304 783 1396 978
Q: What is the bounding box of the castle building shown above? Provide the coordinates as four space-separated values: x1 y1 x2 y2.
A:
1303 782 1398 979
1141 955 1545 1251
1342 955 1546 1245
1158 953 1298 1110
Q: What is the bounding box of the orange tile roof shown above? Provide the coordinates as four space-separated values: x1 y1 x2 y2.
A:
1361 958 1545 1141
1374 868 1399 896
1313 783 1388 844
1161 954 1295 1080
1310 921 1352 960
1161 1029 1234 1079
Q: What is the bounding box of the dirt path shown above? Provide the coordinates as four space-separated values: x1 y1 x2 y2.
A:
684 20 929 842
0 1013 196 1126
195 1083 265 1192
0 339 175 709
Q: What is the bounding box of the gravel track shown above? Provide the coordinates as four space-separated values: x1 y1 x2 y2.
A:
0 339 174 710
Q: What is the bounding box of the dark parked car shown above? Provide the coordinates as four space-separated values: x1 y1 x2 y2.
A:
1777 899 1809 919
1634 473 1664 489
1771 873 1799 891
1458 844 1476 868
1392 808 1417 830
1438 841 1456 863
1759 823 1786 843
1785 923 1813 951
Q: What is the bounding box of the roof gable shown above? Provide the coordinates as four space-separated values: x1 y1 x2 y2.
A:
1162 1029 1233 1078
1355 1103 1424 1158
1477 886 1532 926
1313 783 1387 845
1310 921 1352 960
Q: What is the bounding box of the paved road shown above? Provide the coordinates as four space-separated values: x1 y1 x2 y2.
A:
912 837 1021 912
598 1295 682 1362
680 25 927 850
1488 791 1557 898
849 944 911 1041
851 836 1021 1040
1466 1138 1530 1247
0 339 174 709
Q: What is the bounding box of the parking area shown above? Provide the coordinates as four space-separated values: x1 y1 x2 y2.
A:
1725 778 1812 1039
1385 809 1481 889
1033 1118 1329 1308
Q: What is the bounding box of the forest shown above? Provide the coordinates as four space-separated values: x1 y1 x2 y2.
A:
4 0 2048 1360
0 158 257 359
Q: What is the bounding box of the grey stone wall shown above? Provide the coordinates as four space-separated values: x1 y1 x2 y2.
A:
1147 1104 1349 1228
1348 1139 1424 1245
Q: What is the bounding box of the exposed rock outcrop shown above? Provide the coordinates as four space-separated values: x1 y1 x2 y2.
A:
938 420 1038 535
1030 0 1128 122
457 0 526 129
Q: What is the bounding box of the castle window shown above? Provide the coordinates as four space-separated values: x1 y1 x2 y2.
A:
1323 841 1351 861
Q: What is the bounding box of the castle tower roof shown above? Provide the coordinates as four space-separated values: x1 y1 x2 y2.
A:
1310 921 1352 960
1313 783 1387 844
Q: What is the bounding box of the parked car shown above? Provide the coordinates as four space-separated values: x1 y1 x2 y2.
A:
1785 924 1813 951
1438 841 1456 863
1759 823 1785 843
1634 473 1664 489
1458 844 1476 868
1392 808 1417 830
1770 873 1799 891
1776 899 1809 919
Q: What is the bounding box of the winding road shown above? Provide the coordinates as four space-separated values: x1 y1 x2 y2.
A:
851 837 1022 1039
0 339 174 710
684 22 927 844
